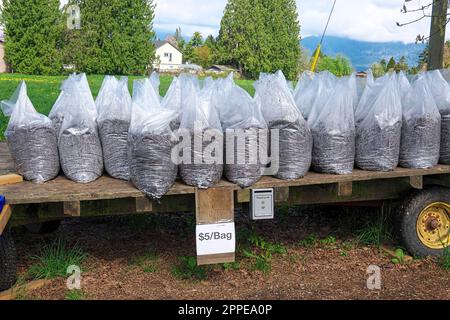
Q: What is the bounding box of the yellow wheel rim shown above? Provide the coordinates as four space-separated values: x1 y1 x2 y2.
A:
417 202 450 250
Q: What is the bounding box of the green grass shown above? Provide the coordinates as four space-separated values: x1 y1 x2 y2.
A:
65 290 87 300
171 256 210 281
356 207 393 247
439 247 450 271
130 250 159 274
27 239 87 280
0 73 256 140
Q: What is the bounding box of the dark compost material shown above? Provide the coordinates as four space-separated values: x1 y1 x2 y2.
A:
399 115 441 169
180 130 224 189
59 128 104 183
224 128 265 188
128 131 177 199
356 121 402 171
269 120 312 180
6 125 60 183
311 122 355 175
98 119 130 180
440 114 450 164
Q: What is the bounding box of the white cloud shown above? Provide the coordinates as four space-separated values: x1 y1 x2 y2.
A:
57 0 440 43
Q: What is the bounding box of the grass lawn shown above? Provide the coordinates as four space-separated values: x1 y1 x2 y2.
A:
0 74 256 140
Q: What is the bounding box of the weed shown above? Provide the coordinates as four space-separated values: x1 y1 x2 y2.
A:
27 239 87 280
438 247 450 271
356 207 392 247
391 248 406 265
130 250 159 273
65 290 87 300
171 256 209 281
298 234 318 248
320 236 337 247
222 262 241 271
243 249 272 273
340 250 349 257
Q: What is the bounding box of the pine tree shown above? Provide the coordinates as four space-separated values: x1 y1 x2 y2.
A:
395 56 409 72
64 0 156 75
1 0 63 75
386 57 396 71
217 0 301 79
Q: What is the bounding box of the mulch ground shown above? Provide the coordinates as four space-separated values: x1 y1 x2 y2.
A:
10 205 450 300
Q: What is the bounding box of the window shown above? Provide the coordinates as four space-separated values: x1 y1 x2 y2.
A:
164 52 173 62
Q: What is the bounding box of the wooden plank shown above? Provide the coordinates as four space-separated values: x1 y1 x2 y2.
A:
237 189 251 203
196 188 235 265
198 253 236 266
0 205 12 235
196 188 234 225
0 174 23 186
275 187 289 203
64 201 80 217
135 197 153 213
0 279 51 300
338 181 353 197
410 176 423 190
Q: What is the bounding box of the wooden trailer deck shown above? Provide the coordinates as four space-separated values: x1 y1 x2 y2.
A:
2 142 450 205
2 141 450 265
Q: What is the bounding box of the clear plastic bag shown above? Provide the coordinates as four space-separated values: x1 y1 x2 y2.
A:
150 71 161 100
355 74 402 171
400 74 441 169
179 78 224 189
49 73 97 135
57 79 103 183
162 76 183 130
214 75 267 188
128 78 178 199
96 76 132 180
1 82 60 183
308 74 357 175
295 71 337 121
424 70 450 164
255 71 312 180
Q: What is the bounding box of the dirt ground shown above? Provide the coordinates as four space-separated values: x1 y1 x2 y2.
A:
10 205 450 300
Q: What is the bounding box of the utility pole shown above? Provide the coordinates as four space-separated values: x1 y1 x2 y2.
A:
428 0 448 70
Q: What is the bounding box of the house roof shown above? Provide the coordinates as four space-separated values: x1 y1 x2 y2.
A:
155 40 182 53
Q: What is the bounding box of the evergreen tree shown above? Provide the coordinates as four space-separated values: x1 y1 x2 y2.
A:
386 57 396 71
174 27 186 50
189 32 204 48
217 0 301 79
64 0 156 75
395 56 409 72
1 0 63 75
379 58 387 71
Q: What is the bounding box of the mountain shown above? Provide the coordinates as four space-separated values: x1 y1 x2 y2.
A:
301 36 426 71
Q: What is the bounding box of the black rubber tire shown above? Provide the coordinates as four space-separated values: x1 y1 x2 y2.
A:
398 187 450 257
25 220 61 235
0 232 17 291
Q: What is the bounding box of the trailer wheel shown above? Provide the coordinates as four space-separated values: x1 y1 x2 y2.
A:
25 220 61 235
399 187 450 257
0 232 17 291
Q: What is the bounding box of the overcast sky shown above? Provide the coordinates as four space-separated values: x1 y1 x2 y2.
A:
57 0 435 43
153 0 434 43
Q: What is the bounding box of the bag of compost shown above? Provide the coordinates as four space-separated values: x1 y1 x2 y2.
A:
179 79 224 189
1 82 60 183
308 74 357 175
150 71 161 100
295 71 337 121
49 73 97 135
214 75 267 188
58 79 103 183
399 75 441 169
128 78 178 199
424 70 450 164
255 71 312 180
355 74 402 171
96 76 132 180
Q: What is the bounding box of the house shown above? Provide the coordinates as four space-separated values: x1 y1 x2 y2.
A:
356 71 368 78
0 36 9 73
154 40 183 72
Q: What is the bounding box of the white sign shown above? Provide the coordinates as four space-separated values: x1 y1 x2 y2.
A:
196 222 236 256
251 189 274 220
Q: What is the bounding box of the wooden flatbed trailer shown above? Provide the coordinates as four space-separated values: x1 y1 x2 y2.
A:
1 142 450 291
